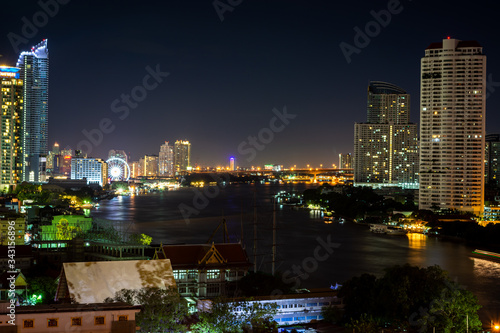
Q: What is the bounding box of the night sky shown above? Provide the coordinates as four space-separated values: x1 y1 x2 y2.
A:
1 0 499 168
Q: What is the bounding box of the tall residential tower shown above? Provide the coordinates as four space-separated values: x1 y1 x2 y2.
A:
354 81 419 188
419 38 486 214
159 142 174 177
0 67 24 190
174 140 191 173
17 40 49 183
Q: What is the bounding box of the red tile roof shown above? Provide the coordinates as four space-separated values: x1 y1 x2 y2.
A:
157 243 251 268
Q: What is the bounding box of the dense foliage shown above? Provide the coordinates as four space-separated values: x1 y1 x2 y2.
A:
339 264 482 332
303 184 415 220
105 287 188 332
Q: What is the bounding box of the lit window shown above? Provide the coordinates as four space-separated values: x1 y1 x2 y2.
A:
118 315 128 321
47 318 58 327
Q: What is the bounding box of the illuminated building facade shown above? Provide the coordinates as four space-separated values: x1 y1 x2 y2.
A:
229 156 235 171
485 134 500 187
0 66 23 190
174 140 191 173
130 161 140 178
108 149 128 163
354 82 418 188
140 155 158 177
159 142 174 177
419 38 486 215
339 153 352 169
17 40 49 183
70 158 108 186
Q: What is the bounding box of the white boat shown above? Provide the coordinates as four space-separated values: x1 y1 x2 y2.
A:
370 224 387 233
386 226 407 235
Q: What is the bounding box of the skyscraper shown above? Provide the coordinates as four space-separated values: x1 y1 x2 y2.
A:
339 153 352 169
485 134 500 187
17 40 49 183
419 38 486 215
354 81 419 187
108 149 128 163
174 140 191 173
140 155 159 177
229 156 236 171
159 142 174 177
0 66 23 190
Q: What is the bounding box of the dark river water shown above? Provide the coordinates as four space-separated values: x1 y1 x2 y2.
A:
92 183 500 324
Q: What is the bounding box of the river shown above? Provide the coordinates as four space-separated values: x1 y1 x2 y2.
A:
91 183 500 324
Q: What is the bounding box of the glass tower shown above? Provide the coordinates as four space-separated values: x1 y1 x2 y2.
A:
17 39 49 183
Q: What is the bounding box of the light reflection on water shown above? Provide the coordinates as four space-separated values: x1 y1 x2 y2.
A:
407 232 427 250
473 258 500 279
92 183 500 322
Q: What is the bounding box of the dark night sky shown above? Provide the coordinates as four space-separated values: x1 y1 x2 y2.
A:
1 0 499 167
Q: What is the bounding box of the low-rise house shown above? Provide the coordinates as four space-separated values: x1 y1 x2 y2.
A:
0 271 28 302
154 242 251 298
0 302 141 333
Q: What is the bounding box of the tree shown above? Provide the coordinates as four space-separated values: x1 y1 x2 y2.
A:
418 284 482 332
321 305 343 324
191 299 278 333
347 313 379 333
129 233 153 245
27 276 57 304
192 299 243 333
339 264 482 332
105 287 188 332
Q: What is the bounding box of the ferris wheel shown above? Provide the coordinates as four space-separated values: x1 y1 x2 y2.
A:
106 157 131 181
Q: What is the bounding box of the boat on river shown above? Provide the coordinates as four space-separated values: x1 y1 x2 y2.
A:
370 224 407 235
471 249 500 262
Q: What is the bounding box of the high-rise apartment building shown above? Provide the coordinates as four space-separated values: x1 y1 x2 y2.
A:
0 66 24 190
339 153 352 169
174 140 191 173
108 149 128 163
71 158 108 186
17 40 49 183
485 134 500 187
130 161 140 178
159 142 174 177
419 38 486 215
140 155 159 177
354 82 419 188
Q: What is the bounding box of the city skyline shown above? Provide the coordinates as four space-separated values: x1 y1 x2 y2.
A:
1 1 499 167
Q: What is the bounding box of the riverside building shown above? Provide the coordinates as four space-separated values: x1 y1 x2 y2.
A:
354 81 419 188
0 66 23 190
419 38 486 215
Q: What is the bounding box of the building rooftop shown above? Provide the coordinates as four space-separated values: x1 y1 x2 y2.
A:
426 40 482 50
0 302 141 314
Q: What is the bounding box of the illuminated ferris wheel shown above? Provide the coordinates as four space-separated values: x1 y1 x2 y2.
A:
106 157 131 181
